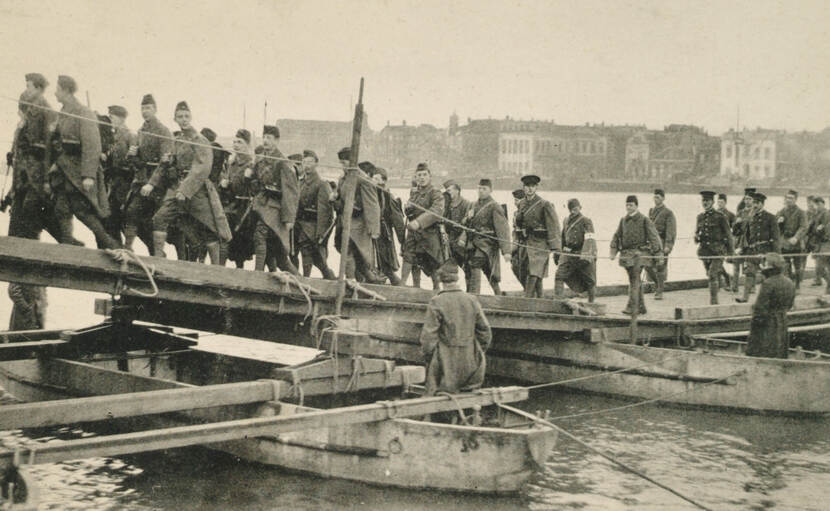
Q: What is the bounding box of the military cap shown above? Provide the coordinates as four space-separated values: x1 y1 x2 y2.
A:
437 262 459 283
141 94 156 106
743 187 756 195
700 190 716 200
175 101 190 113
262 125 279 138
718 193 728 201
625 195 638 205
752 191 767 203
786 189 798 198
416 162 430 172
479 178 493 188
443 179 459 190
107 105 128 118
57 75 77 93
813 196 825 204
337 147 351 161
373 167 388 180
25 73 48 89
288 153 302 162
653 188 665 197
764 252 786 270
358 161 376 173
302 149 318 162
200 127 217 142
235 129 251 144
521 175 540 186
567 198 581 210
512 189 525 199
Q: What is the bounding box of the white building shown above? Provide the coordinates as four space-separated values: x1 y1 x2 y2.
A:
720 129 779 180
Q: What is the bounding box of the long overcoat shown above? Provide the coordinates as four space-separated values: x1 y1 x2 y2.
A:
334 169 381 265
746 269 795 358
465 196 511 281
514 194 560 278
250 146 299 250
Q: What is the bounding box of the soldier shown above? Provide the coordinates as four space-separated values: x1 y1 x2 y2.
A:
102 105 133 245
419 263 492 395
746 253 795 359
400 179 423 287
243 125 298 273
514 175 560 298
610 195 663 315
50 75 120 249
460 179 512 295
731 187 756 292
443 179 472 284
775 189 808 290
645 189 676 300
806 196 824 287
695 191 735 304
7 283 46 330
371 166 406 285
200 127 228 186
510 188 527 289
124 94 173 253
332 147 384 283
715 193 736 289
736 192 781 303
554 199 597 302
295 149 336 279
402 163 445 289
219 129 256 268
809 197 830 293
143 101 231 263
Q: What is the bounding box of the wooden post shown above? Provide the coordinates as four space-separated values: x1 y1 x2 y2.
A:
335 78 365 315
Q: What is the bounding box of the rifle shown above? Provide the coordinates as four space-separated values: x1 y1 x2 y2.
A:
234 196 254 233
438 223 451 261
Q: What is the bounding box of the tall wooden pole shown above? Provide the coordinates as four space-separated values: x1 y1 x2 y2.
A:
334 78 365 315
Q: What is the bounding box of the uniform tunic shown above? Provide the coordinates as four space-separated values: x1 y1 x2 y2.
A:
419 288 492 395
403 184 445 274
695 208 734 277
135 117 173 185
445 196 473 266
249 146 299 251
106 125 134 212
514 194 560 278
610 212 663 268
511 199 527 285
746 269 795 358
296 169 334 256
556 213 597 293
465 196 511 282
745 209 781 255
775 204 808 254
376 188 406 274
648 205 677 254
333 169 381 268
222 152 256 263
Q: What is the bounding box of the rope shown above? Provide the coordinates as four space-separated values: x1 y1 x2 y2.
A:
437 391 470 425
343 356 366 393
497 403 713 511
526 353 687 390
104 249 159 297
270 270 314 321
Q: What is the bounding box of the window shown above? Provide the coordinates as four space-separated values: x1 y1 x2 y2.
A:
764 147 771 160
754 147 760 159
765 165 771 175
598 142 604 153
743 146 749 157
755 165 760 176
590 142 595 154
725 145 732 158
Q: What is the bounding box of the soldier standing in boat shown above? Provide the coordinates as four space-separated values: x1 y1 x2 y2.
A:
218 129 256 268
775 190 808 290
715 193 736 290
401 163 446 289
510 188 527 290
419 263 492 395
102 105 133 245
294 149 336 279
609 195 663 315
808 197 830 293
746 253 795 359
244 125 298 273
514 175 560 298
442 179 472 285
50 75 120 249
371 166 406 285
645 189 676 300
731 187 756 292
736 192 781 303
695 191 734 305
461 178 512 295
143 101 231 263
123 94 172 253
554 199 597 303
400 179 424 287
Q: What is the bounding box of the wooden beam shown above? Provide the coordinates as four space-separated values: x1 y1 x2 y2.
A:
0 340 67 361
675 295 830 320
0 329 67 343
0 386 528 470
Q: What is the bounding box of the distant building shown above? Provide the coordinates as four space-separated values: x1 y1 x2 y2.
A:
720 128 781 181
626 125 720 181
275 115 369 168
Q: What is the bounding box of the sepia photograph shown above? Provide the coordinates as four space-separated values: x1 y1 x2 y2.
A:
0 0 828 509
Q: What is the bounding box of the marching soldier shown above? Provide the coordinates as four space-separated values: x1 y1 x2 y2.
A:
219 129 256 268
554 199 597 302
371 166 406 285
695 191 735 304
50 75 120 249
443 179 472 284
295 149 336 279
200 127 228 186
715 193 736 289
809 197 830 293
510 188 527 289
402 163 445 289
645 189 676 300
806 196 826 287
124 94 172 253
103 105 133 245
245 125 298 273
746 253 795 359
514 175 560 298
332 147 384 283
736 191 781 303
400 179 424 287
775 190 808 290
143 101 231 263
462 178 511 295
610 195 663 315
731 187 756 292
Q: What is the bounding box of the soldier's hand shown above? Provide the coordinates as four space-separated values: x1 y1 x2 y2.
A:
503 253 511 263
161 153 172 163
735 247 742 255
562 246 571 253
777 217 784 224
286 222 294 231
175 191 186 202
100 153 107 162
789 236 798 245
127 145 138 157
140 184 153 197
244 168 253 179
82 178 95 192
371 232 380 240
407 220 420 231
219 178 229 188
43 183 51 195
49 164 58 174
328 191 338 201
819 225 825 231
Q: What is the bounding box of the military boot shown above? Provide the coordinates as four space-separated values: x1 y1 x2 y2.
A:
553 279 565 298
206 241 222 266
709 281 719 305
467 269 482 294
736 275 754 303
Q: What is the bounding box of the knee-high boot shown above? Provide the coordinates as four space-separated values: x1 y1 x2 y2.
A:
536 276 544 298
152 231 168 258
254 228 268 272
468 268 482 294
490 278 502 296
553 279 565 297
525 276 538 298
206 241 222 266
709 279 719 305
738 275 754 302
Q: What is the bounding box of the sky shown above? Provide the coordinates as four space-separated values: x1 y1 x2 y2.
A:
0 0 828 142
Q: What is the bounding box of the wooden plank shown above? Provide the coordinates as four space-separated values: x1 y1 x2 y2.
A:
675 295 830 320
0 340 68 361
319 330 425 363
0 386 529 470
0 329 67 343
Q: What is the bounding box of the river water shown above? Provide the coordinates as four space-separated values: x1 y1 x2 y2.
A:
1 188 829 510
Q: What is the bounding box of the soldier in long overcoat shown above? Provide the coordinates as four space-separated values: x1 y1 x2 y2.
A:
716 193 737 290
50 75 120 249
419 263 492 395
102 105 133 245
645 189 676 299
371 167 406 285
514 175 560 298
443 179 473 284
462 179 511 295
145 101 231 264
730 188 756 292
554 199 597 302
219 129 256 267
775 189 808 289
695 191 735 304
510 189 527 289
736 192 780 303
401 163 445 289
746 253 795 358
294 149 335 279
808 197 830 293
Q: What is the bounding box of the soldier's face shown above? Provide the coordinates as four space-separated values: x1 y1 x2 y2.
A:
25 81 38 95
372 174 385 187
174 110 191 129
446 187 460 200
477 186 491 200
702 198 713 210
523 184 537 197
302 157 317 172
141 104 156 120
263 134 278 150
110 115 125 128
653 195 663 207
717 198 726 209
785 195 796 206
570 205 581 215
232 138 247 153
415 170 430 187
54 86 68 104
625 202 637 215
